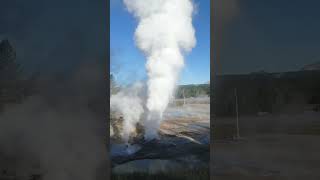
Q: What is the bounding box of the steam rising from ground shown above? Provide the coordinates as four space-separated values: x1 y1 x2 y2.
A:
0 63 107 180
113 0 196 141
111 82 145 142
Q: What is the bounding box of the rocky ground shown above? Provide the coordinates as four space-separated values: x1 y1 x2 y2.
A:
111 101 210 173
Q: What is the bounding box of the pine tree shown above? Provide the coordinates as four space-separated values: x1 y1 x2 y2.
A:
0 39 23 106
0 39 21 80
110 74 119 94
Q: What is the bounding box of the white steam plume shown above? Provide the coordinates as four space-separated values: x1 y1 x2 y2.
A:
110 82 145 142
124 0 196 140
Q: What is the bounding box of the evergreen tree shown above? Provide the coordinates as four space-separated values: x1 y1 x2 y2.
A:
0 39 21 80
110 73 119 94
0 39 24 107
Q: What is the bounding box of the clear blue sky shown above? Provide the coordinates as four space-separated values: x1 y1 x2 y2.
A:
110 0 210 85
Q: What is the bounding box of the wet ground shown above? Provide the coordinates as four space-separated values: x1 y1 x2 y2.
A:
111 102 210 174
112 101 320 179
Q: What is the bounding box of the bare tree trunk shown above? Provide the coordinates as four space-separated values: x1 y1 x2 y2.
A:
234 88 240 139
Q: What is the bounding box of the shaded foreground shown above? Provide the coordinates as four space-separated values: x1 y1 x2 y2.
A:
111 167 209 180
213 112 320 180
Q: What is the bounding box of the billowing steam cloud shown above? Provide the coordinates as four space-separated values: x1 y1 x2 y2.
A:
111 82 145 142
123 0 196 140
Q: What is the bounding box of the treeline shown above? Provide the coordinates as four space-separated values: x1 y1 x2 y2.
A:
176 84 210 98
110 74 210 98
215 71 320 116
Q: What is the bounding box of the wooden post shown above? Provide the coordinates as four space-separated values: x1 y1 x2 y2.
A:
235 88 240 139
183 89 185 106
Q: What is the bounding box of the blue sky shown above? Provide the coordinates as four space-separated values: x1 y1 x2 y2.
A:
110 0 210 85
